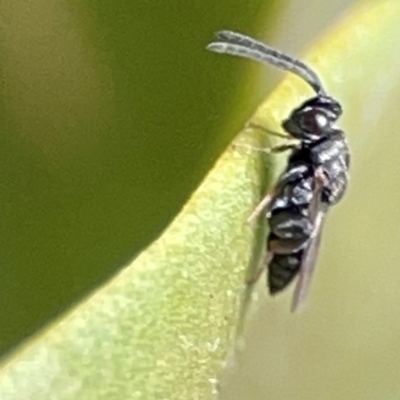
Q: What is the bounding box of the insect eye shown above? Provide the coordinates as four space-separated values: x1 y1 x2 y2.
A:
299 109 328 133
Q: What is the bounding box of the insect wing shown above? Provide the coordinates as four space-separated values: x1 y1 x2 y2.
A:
291 210 327 312
291 166 330 311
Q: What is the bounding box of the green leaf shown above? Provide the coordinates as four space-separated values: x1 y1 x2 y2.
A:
1 1 400 399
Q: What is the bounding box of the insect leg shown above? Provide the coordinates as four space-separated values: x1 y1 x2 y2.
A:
234 142 298 155
314 166 329 188
308 166 329 225
247 191 273 225
245 121 292 140
246 252 273 285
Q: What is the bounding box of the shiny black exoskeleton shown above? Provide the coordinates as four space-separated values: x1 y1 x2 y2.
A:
267 95 350 296
207 30 350 310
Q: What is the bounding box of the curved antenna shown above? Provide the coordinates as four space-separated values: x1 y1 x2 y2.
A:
206 30 326 95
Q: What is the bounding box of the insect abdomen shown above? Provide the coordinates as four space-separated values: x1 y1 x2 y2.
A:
269 209 313 241
268 252 302 294
266 164 315 293
267 210 311 293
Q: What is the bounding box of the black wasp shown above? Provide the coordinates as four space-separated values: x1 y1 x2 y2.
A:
207 31 350 311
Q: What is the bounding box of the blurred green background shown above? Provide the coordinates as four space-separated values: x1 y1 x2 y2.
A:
2 0 400 399
0 0 278 356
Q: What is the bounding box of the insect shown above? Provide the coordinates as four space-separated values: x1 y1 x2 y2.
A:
206 31 350 311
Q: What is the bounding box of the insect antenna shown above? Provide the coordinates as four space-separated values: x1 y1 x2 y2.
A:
206 30 326 95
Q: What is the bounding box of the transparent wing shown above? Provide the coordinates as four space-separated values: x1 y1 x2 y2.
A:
291 166 328 312
291 210 327 312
